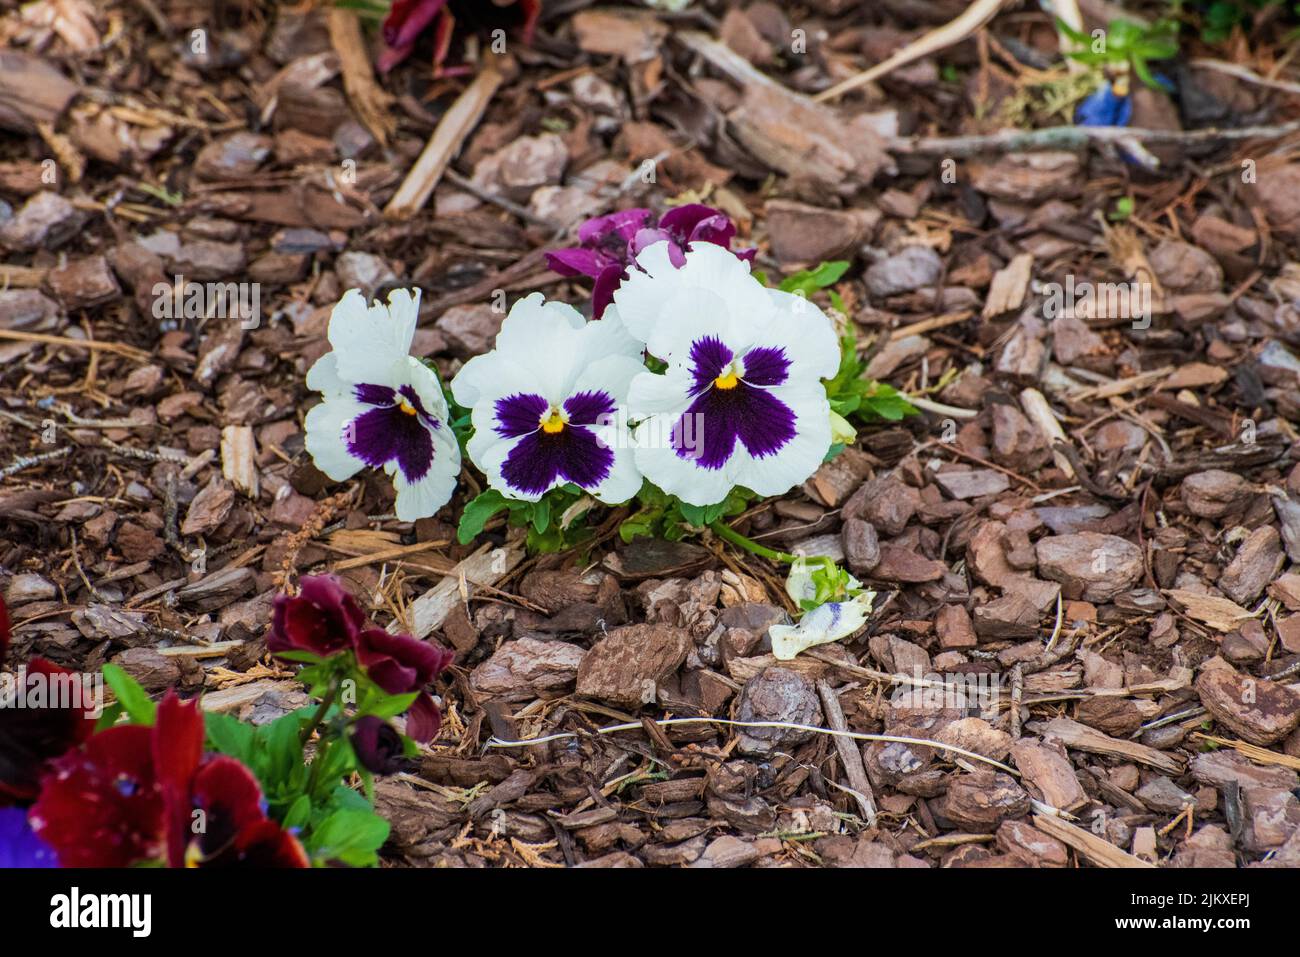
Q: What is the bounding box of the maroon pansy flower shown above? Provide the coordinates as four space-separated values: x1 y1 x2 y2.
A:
29 725 164 867
0 596 96 806
354 628 454 743
545 205 756 318
379 0 542 75
351 716 407 775
30 692 307 868
268 575 367 658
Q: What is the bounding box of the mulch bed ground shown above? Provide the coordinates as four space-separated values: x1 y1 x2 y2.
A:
3 0 1300 868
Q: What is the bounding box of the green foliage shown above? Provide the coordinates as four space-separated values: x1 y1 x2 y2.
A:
102 663 157 725
794 556 862 612
763 261 917 428
1184 0 1300 43
619 482 752 543
101 663 392 867
777 260 851 299
1058 17 1180 89
457 483 598 553
333 0 390 20
1109 196 1136 221
436 377 474 456
824 333 919 423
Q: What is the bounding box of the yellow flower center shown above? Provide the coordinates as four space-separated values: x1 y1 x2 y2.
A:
541 408 566 434
714 369 739 390
398 399 418 416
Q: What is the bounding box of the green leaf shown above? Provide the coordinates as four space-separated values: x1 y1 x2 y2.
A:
101 664 156 725
258 709 308 786
269 649 324 665
531 497 551 534
777 260 850 297
363 690 420 720
205 711 255 763
282 794 313 831
93 702 124 732
678 502 708 528
457 489 511 544
307 808 391 867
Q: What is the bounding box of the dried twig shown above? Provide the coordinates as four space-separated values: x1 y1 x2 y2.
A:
889 119 1300 156
816 679 878 826
487 718 1019 776
0 446 70 479
385 60 504 220
815 0 1011 102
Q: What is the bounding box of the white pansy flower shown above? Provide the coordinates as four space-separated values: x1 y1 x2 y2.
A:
450 293 644 504
612 243 840 506
304 288 461 522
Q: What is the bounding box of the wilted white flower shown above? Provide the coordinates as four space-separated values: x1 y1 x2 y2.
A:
304 288 461 522
450 293 644 504
612 243 839 506
770 593 875 661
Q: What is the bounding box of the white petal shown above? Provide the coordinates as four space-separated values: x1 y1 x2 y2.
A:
761 290 842 382
626 367 694 417
785 559 818 604
491 293 591 402
572 354 646 406
770 594 873 661
614 243 772 355
451 351 547 409
643 287 740 363
732 387 832 498
632 418 737 506
470 431 544 503
305 351 349 396
304 396 368 481
398 356 451 422
391 426 461 521
610 244 680 344
329 287 421 386
577 306 644 364
587 422 643 504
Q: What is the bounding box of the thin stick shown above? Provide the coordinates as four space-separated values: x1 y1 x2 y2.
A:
0 330 151 362
0 446 70 479
1190 58 1300 97
889 118 1300 156
385 62 504 220
889 310 973 340
486 717 1019 775
907 395 978 419
814 0 1010 102
816 679 878 826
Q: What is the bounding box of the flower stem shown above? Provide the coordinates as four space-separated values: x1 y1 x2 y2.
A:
300 674 342 746
709 520 800 564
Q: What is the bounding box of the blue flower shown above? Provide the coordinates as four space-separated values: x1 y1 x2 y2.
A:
1075 80 1133 127
0 807 58 868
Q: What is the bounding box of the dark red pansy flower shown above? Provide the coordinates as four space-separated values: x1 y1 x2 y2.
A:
29 725 165 867
351 716 406 775
354 628 453 743
0 596 97 806
545 205 755 318
30 692 307 868
268 575 367 658
378 0 542 75
153 693 308 869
